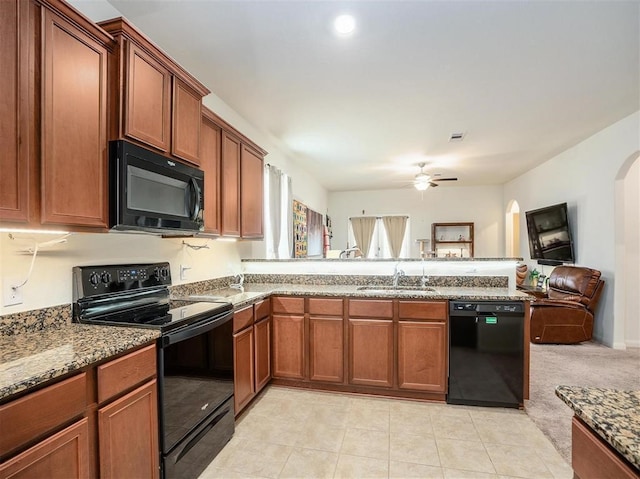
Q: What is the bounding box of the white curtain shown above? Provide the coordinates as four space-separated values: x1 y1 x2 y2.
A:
264 166 292 259
350 216 377 257
285 174 293 258
267 165 282 258
382 216 408 259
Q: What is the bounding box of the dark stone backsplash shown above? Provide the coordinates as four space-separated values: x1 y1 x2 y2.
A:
243 274 508 288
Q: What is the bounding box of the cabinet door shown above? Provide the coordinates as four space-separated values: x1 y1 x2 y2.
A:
398 321 447 392
254 316 271 393
98 380 159 479
41 8 108 227
240 145 264 238
220 131 241 237
310 316 344 383
172 78 201 165
0 419 89 479
201 115 221 234
272 314 305 379
0 0 32 223
348 319 393 388
233 326 255 414
124 42 171 152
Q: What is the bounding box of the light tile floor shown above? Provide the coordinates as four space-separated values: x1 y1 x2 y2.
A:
200 386 573 479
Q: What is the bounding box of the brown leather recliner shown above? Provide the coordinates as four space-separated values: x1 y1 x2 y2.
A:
530 266 605 344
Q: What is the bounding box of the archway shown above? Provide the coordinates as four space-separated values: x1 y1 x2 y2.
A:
614 152 640 348
505 200 521 257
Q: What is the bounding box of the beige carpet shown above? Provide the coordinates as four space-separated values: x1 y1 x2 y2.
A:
526 341 640 462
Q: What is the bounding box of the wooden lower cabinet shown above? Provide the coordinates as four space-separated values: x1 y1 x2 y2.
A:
0 419 89 479
233 326 255 413
98 380 159 479
397 321 447 392
348 319 394 388
572 416 640 479
254 316 272 392
309 316 344 383
272 314 305 379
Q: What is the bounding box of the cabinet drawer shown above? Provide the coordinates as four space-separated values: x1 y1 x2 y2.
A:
398 301 447 320
272 296 304 315
233 305 254 333
98 345 156 404
349 299 393 319
309 298 343 317
0 373 87 457
254 299 270 321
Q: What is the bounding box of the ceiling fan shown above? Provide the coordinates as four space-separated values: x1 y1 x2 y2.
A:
413 162 457 190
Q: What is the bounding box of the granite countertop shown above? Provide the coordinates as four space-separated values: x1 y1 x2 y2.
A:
556 385 640 470
180 283 531 309
0 324 159 401
1 284 527 403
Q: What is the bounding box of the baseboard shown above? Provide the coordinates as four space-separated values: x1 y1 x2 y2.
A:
624 340 640 348
612 341 628 350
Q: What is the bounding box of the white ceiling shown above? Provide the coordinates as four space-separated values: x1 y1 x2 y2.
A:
79 0 639 191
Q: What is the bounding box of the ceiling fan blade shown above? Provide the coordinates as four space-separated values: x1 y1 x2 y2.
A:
432 177 457 182
429 182 439 187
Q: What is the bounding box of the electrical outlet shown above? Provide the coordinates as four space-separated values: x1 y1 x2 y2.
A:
180 265 191 280
3 279 23 307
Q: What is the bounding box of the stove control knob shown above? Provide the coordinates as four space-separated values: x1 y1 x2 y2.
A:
101 272 112 284
89 272 100 286
154 267 169 281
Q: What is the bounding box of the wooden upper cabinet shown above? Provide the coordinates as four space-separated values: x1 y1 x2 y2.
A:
40 6 109 228
0 0 33 223
99 18 209 162
172 78 201 165
201 110 221 234
220 131 241 237
124 42 171 152
240 144 264 238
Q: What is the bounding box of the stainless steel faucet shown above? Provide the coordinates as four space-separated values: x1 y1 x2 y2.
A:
421 258 429 287
230 273 244 290
392 262 405 287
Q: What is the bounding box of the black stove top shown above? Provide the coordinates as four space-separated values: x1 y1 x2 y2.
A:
72 262 233 332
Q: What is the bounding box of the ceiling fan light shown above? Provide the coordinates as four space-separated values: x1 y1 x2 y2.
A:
414 180 430 191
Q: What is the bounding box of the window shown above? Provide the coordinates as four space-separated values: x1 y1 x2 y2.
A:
348 216 410 259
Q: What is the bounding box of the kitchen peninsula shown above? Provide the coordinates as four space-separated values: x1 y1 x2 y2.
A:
0 257 530 477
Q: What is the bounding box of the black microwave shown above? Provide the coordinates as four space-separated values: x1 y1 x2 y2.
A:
110 140 204 234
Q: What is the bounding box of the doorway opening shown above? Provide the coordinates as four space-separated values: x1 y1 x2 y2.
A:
614 152 640 348
505 200 521 257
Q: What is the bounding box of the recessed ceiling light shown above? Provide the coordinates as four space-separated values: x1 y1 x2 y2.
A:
334 14 356 36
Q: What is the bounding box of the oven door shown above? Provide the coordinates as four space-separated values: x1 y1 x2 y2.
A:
111 140 204 233
158 311 234 456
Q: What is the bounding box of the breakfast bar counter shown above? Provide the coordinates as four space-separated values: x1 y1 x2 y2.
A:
556 385 640 476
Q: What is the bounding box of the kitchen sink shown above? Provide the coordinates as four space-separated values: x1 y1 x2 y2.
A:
356 286 439 293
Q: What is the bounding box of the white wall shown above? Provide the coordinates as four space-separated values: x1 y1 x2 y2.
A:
504 111 640 348
0 233 242 315
328 185 505 259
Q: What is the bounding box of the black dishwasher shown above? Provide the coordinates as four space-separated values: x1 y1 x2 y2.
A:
448 301 524 408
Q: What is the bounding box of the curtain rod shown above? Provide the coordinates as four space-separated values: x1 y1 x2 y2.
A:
349 215 409 220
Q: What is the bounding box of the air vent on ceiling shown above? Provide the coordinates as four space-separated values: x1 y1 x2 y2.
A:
449 132 465 142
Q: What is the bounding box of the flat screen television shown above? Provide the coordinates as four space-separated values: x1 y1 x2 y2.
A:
525 202 575 265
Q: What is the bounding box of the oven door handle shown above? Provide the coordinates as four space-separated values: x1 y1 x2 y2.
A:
161 311 232 346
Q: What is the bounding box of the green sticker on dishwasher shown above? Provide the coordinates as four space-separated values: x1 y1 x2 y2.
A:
485 317 497 324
